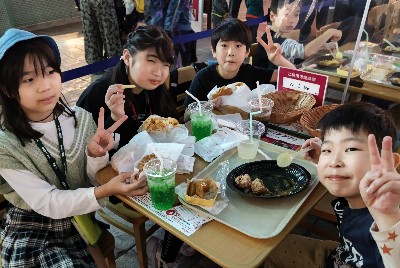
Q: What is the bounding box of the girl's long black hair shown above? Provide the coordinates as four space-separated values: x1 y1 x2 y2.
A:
0 38 76 146
111 25 178 118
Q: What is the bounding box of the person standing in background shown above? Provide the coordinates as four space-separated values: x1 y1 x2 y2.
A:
74 0 81 11
229 0 270 43
165 0 198 66
80 0 122 65
245 0 265 43
212 0 229 27
119 0 145 44
148 0 197 67
229 0 243 18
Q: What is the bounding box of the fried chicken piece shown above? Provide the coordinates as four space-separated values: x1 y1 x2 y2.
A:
234 174 252 189
142 116 179 132
137 154 157 171
251 178 268 195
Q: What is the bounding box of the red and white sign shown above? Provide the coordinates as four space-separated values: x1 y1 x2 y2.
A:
276 67 328 106
192 0 199 21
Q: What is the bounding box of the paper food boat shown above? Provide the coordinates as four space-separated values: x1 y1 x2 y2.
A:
184 178 219 207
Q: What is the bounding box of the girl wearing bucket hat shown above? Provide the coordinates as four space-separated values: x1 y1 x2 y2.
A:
0 28 149 267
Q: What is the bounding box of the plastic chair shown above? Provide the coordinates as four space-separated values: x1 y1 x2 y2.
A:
97 198 160 268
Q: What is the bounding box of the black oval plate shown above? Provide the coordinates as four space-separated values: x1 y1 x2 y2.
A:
388 72 400 87
226 160 311 199
316 55 342 69
380 42 400 55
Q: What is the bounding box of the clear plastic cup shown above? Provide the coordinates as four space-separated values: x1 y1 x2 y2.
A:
248 97 274 130
188 101 214 141
235 120 265 159
143 158 177 210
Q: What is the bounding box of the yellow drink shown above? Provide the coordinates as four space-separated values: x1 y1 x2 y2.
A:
238 139 259 159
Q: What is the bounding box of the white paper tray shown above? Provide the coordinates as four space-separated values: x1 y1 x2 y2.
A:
179 142 319 239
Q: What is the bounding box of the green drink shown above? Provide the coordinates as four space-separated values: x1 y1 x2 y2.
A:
191 113 212 141
143 158 177 210
188 101 214 141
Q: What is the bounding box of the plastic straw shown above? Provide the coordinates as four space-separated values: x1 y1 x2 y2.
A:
185 90 202 116
363 29 369 44
363 29 369 56
148 144 164 175
383 38 396 49
256 81 262 111
249 111 261 143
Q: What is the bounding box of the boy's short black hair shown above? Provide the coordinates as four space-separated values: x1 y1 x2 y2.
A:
211 18 252 51
318 102 397 149
270 0 302 14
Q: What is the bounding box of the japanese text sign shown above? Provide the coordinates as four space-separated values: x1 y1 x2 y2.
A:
277 67 328 106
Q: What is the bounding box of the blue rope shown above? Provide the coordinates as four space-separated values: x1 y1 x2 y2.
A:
61 16 269 82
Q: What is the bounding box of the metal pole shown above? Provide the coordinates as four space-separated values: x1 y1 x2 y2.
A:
198 0 204 31
340 0 371 104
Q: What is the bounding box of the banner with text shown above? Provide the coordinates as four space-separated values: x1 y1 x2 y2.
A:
276 67 328 106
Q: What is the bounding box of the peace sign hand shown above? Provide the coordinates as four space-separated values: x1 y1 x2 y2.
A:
87 107 128 157
257 26 295 69
256 26 280 58
359 134 400 230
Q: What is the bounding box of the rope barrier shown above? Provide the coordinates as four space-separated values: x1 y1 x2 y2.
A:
62 57 120 82
61 16 269 82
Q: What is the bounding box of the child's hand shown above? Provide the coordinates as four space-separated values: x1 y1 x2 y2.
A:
324 42 336 52
212 96 223 107
267 43 284 64
109 172 149 197
95 172 149 199
257 26 279 56
105 84 125 121
327 29 342 42
87 108 127 157
360 134 400 230
257 26 296 69
302 137 322 164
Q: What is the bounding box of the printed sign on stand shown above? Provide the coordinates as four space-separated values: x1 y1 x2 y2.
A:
277 67 328 106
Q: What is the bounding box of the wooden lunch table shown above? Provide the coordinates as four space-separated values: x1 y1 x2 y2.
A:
305 42 400 103
96 153 327 268
326 75 400 103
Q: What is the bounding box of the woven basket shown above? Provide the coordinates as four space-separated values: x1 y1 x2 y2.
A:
300 104 341 137
263 91 316 124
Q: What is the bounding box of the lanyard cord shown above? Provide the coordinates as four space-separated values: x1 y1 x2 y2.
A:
34 113 70 190
129 90 152 123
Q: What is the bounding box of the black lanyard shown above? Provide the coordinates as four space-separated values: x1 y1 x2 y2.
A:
34 113 70 190
130 90 152 124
